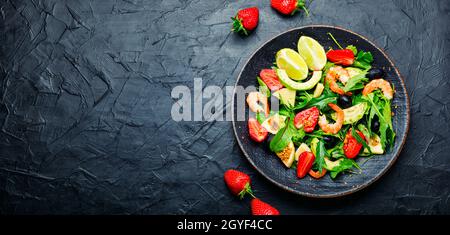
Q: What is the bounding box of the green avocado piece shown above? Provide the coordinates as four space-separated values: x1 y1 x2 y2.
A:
273 88 296 108
331 102 367 124
363 134 384 154
324 158 344 171
345 67 363 78
276 69 322 91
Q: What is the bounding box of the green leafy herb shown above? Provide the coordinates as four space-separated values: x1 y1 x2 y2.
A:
256 112 266 124
269 115 302 152
329 158 360 179
343 73 368 92
363 93 395 150
353 51 374 70
327 32 343 49
346 45 357 55
351 125 372 155
257 76 271 98
314 140 328 173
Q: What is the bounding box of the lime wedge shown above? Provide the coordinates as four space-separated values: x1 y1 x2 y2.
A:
276 48 308 81
297 36 327 71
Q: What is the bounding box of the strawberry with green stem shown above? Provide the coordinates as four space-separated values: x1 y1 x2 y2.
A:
271 0 309 16
231 7 259 36
224 169 255 199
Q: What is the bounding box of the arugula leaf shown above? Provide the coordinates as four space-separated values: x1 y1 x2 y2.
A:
314 140 328 173
329 158 360 179
346 45 357 55
343 73 368 92
327 32 343 49
256 112 266 124
257 76 271 98
352 125 372 155
269 124 290 152
269 115 302 152
353 51 373 70
363 93 395 150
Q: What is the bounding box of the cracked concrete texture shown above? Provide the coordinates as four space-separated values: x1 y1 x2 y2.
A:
0 0 449 214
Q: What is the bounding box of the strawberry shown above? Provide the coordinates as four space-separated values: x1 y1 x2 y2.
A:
231 7 259 35
271 0 309 16
224 169 255 199
251 198 280 215
326 49 355 66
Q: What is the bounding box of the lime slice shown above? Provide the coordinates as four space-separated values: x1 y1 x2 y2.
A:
276 48 308 80
297 36 327 71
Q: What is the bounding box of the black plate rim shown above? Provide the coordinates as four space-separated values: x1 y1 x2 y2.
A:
231 25 410 198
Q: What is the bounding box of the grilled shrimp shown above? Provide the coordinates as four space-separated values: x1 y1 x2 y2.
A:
326 66 351 95
362 79 394 100
318 103 344 134
246 91 269 116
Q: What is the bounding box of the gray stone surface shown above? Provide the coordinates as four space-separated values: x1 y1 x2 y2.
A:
0 0 449 214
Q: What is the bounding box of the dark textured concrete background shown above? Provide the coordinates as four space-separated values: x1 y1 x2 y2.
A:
0 0 449 214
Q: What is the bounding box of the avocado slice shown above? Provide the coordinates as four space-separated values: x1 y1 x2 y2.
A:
345 67 363 78
313 83 324 98
363 134 384 154
276 69 322 91
324 158 344 171
273 88 296 108
276 142 295 168
331 102 367 124
294 143 311 161
310 138 319 156
261 113 287 134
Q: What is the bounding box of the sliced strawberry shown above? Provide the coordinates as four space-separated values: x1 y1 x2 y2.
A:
343 129 366 159
259 69 284 91
297 151 315 178
326 49 355 66
248 118 268 142
294 107 319 132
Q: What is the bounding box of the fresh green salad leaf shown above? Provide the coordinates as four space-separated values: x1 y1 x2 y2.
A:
346 45 357 55
314 140 328 173
269 124 291 153
329 158 360 179
353 51 374 70
257 76 271 98
363 93 395 150
351 125 372 155
256 112 266 124
343 73 368 92
269 114 304 152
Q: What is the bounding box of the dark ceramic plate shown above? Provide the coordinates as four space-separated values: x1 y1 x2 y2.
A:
232 25 410 198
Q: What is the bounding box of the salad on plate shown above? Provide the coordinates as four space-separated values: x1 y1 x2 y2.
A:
246 34 396 180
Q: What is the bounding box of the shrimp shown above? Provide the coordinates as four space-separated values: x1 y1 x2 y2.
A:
318 103 344 134
246 91 269 116
362 79 394 100
326 66 351 95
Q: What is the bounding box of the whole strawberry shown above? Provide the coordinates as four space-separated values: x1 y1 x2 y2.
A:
251 198 280 215
224 169 255 199
271 0 309 16
231 7 259 35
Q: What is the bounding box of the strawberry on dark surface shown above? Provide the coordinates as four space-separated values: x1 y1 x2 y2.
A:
250 198 280 215
231 7 259 36
224 169 254 199
271 0 309 16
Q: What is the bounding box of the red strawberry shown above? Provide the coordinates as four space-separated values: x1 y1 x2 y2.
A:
251 198 280 215
271 0 309 16
260 69 284 91
231 7 259 35
326 49 355 66
224 169 255 199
